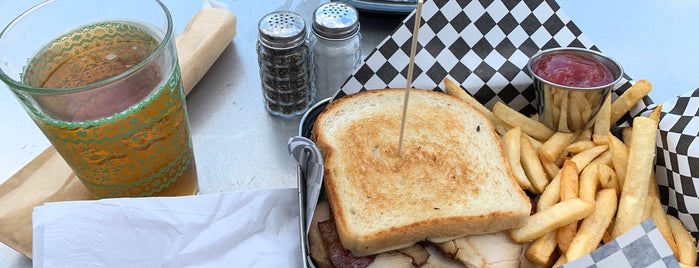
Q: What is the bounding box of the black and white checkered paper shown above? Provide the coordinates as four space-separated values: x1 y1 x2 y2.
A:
332 0 698 265
562 219 679 268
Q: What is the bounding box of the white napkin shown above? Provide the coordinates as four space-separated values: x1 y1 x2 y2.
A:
32 188 301 268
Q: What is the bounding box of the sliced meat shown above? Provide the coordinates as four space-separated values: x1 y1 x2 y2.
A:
319 219 376 268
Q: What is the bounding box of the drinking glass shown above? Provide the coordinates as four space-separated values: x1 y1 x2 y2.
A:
0 0 198 197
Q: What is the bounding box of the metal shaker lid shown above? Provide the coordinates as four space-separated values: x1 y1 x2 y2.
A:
312 3 360 40
258 11 307 49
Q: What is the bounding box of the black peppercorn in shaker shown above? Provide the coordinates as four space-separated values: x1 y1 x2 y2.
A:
257 11 313 118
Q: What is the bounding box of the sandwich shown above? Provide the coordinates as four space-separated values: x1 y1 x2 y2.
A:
309 88 532 266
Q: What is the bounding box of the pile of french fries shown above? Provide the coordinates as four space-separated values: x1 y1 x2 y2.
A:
444 78 698 267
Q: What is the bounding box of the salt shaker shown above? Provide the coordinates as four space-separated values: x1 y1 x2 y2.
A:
257 11 313 118
311 3 362 101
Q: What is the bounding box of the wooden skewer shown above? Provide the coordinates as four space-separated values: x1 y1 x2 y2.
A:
398 0 424 155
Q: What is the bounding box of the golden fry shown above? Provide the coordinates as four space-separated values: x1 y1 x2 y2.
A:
502 127 532 190
537 174 561 211
611 79 652 124
541 156 562 180
650 197 679 257
569 97 584 131
521 136 550 194
566 188 618 262
608 132 629 187
668 215 698 266
552 255 568 268
557 160 580 253
621 127 633 146
593 93 612 145
494 101 555 141
576 128 593 142
569 145 608 173
649 103 663 124
597 164 619 192
565 141 597 154
558 91 571 133
526 232 558 265
559 160 580 201
578 164 600 203
612 117 658 238
539 132 577 162
589 150 613 168
510 198 595 243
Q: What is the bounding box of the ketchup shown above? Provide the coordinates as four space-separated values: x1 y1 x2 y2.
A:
533 52 614 87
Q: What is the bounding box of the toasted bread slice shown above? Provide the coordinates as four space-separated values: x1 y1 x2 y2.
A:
313 89 531 256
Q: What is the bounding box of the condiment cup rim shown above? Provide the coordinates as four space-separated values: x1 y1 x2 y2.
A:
526 47 624 91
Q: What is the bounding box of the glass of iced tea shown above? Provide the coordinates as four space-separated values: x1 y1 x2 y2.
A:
0 0 198 197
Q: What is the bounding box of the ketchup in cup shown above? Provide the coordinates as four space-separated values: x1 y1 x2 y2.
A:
527 47 623 132
533 52 615 88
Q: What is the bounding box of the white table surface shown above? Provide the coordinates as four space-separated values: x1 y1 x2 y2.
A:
0 0 697 267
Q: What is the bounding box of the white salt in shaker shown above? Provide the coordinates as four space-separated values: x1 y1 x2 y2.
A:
311 3 362 101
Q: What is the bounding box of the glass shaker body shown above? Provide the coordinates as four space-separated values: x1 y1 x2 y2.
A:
311 3 362 101
257 11 313 118
311 32 362 101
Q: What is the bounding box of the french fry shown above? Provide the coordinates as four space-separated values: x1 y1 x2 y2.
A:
538 174 561 211
612 117 658 238
597 164 619 192
566 188 618 262
521 136 550 194
502 127 532 190
558 91 571 133
646 172 679 256
444 78 511 134
540 85 554 130
569 96 584 131
668 215 698 266
559 161 580 205
539 132 577 162
649 103 663 124
576 128 593 142
592 94 612 145
610 79 652 124
608 132 629 187
526 134 544 151
541 156 561 180
646 172 661 219
557 160 580 253
564 141 597 154
494 101 555 141
568 145 608 173
650 197 679 257
621 127 633 146
578 164 600 203
510 199 595 243
552 255 567 268
526 232 558 265
589 150 613 168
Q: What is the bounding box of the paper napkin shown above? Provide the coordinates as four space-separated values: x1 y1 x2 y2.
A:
32 189 301 268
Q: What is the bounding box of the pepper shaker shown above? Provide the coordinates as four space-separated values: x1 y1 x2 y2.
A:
311 3 362 101
257 11 313 118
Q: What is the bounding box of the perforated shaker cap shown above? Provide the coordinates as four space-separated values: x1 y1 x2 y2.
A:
258 11 307 49
312 3 360 40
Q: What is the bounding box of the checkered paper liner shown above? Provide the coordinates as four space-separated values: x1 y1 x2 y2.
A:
562 219 680 268
331 0 699 265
